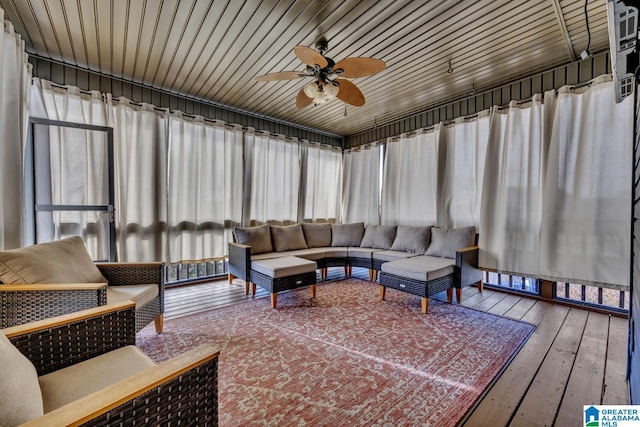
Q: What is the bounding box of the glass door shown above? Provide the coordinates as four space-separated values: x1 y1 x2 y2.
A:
27 117 115 261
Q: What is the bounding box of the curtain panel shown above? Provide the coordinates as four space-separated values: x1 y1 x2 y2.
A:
539 76 633 290
29 79 111 260
342 143 382 225
110 98 169 262
243 129 301 226
167 112 243 262
382 127 444 226
0 10 31 250
300 142 343 223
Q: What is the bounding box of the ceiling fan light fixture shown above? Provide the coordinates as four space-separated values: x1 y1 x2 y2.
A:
303 82 317 98
325 82 339 99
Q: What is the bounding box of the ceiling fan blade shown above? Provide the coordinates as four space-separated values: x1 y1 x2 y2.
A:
333 58 386 78
336 79 365 106
296 88 313 108
294 46 328 68
255 71 306 81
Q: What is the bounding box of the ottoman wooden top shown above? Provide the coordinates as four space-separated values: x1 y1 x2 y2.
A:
251 256 317 279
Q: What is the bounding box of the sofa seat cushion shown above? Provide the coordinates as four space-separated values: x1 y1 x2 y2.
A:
373 250 420 263
251 256 317 279
286 248 327 261
0 331 44 425
348 247 382 259
39 345 156 413
0 236 107 285
381 256 455 282
323 247 349 258
107 284 159 308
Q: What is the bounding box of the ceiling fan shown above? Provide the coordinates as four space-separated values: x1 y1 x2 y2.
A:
255 38 386 108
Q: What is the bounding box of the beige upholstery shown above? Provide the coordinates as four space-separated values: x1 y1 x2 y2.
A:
360 225 397 249
331 222 365 247
270 224 308 252
39 345 156 413
251 256 317 279
425 226 476 258
373 250 420 263
0 236 106 284
234 224 273 254
348 247 382 259
323 247 349 258
301 223 332 247
0 331 44 426
107 284 159 308
381 256 455 282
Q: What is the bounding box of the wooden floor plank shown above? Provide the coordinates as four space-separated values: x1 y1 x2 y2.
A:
470 291 510 312
460 288 498 308
554 311 610 426
502 297 537 321
462 304 570 426
508 308 589 427
602 315 631 404
519 300 555 327
487 294 522 316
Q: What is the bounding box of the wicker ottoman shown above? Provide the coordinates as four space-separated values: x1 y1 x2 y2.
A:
249 256 317 308
379 255 456 314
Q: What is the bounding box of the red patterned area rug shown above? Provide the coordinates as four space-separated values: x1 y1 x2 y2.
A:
137 278 534 426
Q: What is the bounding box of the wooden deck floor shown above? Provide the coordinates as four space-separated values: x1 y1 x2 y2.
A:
163 267 630 427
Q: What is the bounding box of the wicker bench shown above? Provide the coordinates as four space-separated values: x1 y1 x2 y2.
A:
249 256 317 308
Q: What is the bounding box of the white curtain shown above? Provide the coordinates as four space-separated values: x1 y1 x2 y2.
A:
442 113 490 229
0 11 31 250
342 143 382 225
479 94 551 276
540 76 633 290
29 79 111 260
167 112 243 262
110 98 169 262
382 126 443 226
244 129 300 225
300 142 343 223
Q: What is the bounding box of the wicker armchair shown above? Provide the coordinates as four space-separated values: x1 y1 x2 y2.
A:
0 237 165 333
0 301 219 426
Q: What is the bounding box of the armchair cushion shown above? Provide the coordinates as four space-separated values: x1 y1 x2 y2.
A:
391 226 432 254
107 284 159 308
425 226 476 259
39 345 156 413
0 331 44 425
331 222 365 247
0 236 106 285
301 223 332 248
270 224 308 252
234 224 273 255
360 225 397 250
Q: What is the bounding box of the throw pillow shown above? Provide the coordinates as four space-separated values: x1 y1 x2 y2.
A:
0 236 107 284
390 226 432 253
331 222 365 247
234 224 273 255
0 331 44 425
302 223 332 248
425 226 476 259
270 224 308 252
360 225 397 250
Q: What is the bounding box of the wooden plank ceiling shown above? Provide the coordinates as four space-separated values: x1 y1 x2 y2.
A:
0 0 610 137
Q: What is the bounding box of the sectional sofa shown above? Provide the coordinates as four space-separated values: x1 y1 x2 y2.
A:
228 222 483 313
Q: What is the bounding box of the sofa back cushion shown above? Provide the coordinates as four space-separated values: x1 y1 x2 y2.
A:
0 331 44 425
331 222 365 247
425 226 476 259
360 225 397 250
0 236 107 285
234 224 273 255
270 224 308 252
301 223 332 248
390 226 432 254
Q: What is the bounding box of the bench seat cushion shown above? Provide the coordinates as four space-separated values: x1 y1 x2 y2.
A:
381 256 455 282
323 247 349 258
348 247 382 259
252 256 317 279
39 345 156 413
107 284 159 308
373 250 419 263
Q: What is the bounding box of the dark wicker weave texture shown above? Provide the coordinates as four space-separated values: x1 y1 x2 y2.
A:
9 304 135 376
316 257 349 270
81 359 218 427
97 262 165 333
455 248 483 289
379 272 454 299
250 270 317 293
348 257 372 269
0 287 107 329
